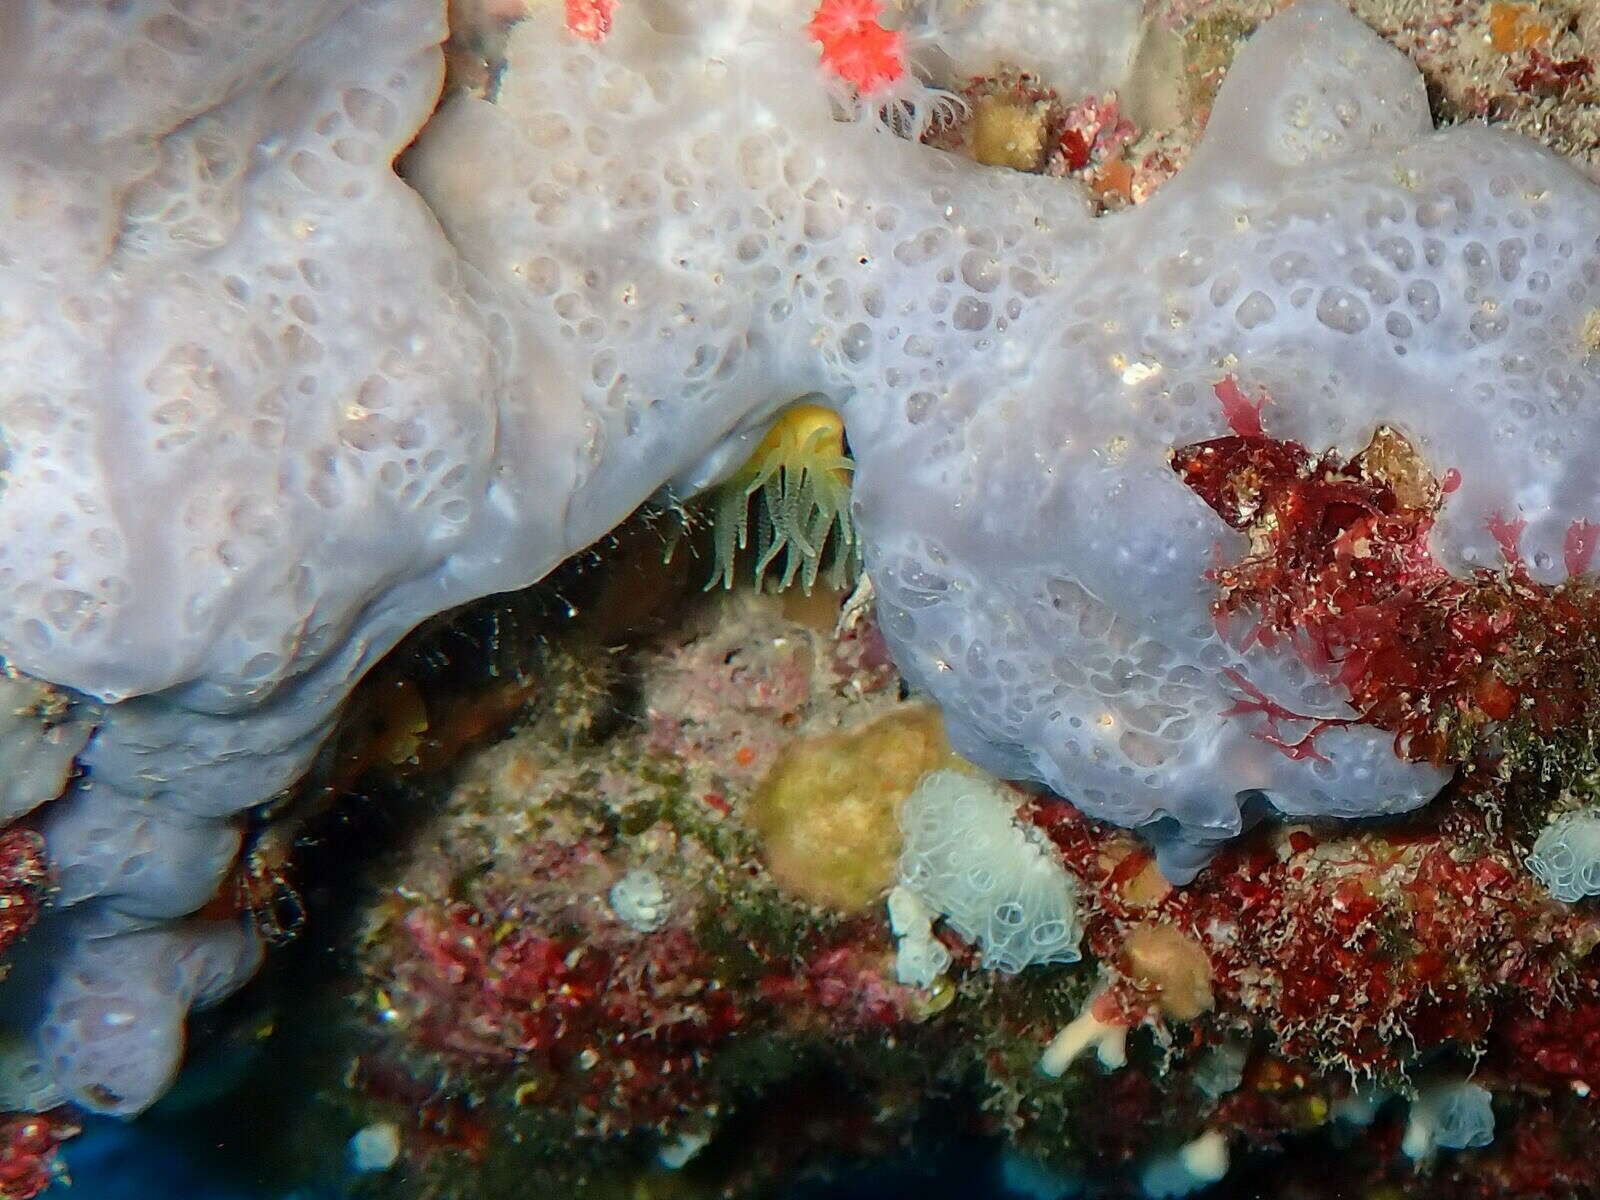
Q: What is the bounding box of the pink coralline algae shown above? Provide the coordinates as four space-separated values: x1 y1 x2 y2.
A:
390 898 742 1130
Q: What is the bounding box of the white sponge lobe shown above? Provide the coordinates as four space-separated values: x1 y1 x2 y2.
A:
31 917 261 1117
0 0 490 1118
0 670 90 825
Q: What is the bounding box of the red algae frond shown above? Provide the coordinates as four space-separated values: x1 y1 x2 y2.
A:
1486 511 1528 566
1212 374 1267 438
0 1113 79 1200
1219 668 1350 764
1564 518 1600 576
1171 376 1600 774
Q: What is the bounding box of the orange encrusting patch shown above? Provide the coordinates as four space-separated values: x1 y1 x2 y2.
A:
1121 923 1215 1022
807 0 906 93
1090 156 1135 204
1488 2 1550 53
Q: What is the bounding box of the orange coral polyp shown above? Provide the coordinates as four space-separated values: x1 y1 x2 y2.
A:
564 0 614 42
807 0 906 93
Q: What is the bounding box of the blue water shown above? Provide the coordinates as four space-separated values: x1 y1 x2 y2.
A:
59 1118 279 1200
57 1114 1067 1200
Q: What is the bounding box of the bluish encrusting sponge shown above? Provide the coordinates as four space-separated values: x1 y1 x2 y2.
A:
14 0 1600 1119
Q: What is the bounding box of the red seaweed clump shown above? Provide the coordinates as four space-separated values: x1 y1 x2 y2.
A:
1171 376 1600 774
1024 790 1586 1080
1510 47 1594 95
0 830 47 964
0 1112 79 1200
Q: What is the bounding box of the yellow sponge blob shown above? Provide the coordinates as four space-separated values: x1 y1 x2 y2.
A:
750 706 956 912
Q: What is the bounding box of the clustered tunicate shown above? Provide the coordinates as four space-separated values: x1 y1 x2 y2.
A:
1526 808 1600 902
891 770 1082 979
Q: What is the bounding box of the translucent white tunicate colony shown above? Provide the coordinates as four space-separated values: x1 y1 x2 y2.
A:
1526 808 1600 902
4 0 1600 1116
1402 1080 1497 1158
894 770 1082 975
609 868 671 932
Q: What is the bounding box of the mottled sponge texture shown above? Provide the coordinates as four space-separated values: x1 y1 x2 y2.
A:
5 0 1600 1118
852 1 1600 879
0 0 502 1117
413 0 1600 878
